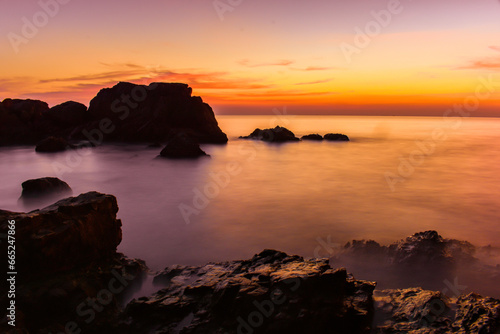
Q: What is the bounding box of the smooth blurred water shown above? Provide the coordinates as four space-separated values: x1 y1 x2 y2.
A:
1 116 500 295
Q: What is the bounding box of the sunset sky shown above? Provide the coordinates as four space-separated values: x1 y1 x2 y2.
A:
1 0 500 115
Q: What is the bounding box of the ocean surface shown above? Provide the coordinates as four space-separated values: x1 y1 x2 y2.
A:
1 115 500 297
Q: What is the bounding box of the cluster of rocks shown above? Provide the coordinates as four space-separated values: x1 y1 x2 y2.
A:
2 186 499 333
241 126 350 143
0 82 228 156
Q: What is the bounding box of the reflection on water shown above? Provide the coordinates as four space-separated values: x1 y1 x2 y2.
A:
1 116 499 297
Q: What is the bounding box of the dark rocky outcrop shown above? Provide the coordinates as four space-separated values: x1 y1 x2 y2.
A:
20 177 72 199
0 82 227 146
35 136 73 152
45 101 88 127
240 126 300 142
0 192 146 334
123 249 376 334
1 192 123 277
324 133 350 141
159 135 208 159
301 134 324 141
78 82 227 144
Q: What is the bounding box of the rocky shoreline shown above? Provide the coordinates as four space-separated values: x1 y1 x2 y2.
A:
1 192 499 333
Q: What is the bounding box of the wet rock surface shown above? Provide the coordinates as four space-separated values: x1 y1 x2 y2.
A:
373 288 500 333
121 249 376 334
240 126 300 142
35 136 73 152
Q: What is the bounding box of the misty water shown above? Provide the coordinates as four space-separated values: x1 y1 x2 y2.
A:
1 116 500 298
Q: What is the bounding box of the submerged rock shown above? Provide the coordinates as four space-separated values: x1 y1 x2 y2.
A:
123 249 376 334
20 177 72 199
35 136 72 152
159 135 208 158
301 134 324 141
241 126 300 142
324 133 350 141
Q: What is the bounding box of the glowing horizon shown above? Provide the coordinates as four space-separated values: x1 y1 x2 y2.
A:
1 0 500 115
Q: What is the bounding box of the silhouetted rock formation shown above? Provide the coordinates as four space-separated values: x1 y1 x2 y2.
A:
0 192 146 333
159 134 208 159
374 288 500 333
301 134 324 141
124 249 376 334
79 82 227 144
35 136 72 152
20 177 72 199
0 82 228 146
324 133 350 141
45 101 88 127
241 126 300 142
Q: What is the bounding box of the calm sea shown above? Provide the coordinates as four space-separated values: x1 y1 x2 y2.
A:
1 115 499 296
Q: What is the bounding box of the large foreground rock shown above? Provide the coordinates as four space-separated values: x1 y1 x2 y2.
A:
241 126 300 142
0 192 146 334
122 249 376 334
79 82 228 144
0 192 122 277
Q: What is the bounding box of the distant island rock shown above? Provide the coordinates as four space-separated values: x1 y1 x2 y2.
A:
20 177 72 199
159 134 209 159
324 133 350 141
301 133 324 141
0 82 228 147
240 126 300 142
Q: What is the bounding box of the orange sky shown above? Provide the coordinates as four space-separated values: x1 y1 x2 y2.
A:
1 0 500 115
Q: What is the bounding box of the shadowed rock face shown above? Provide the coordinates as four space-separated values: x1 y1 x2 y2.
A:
123 249 376 334
35 136 72 152
20 177 72 199
45 101 88 127
301 134 324 141
80 82 228 144
0 192 146 334
0 192 122 278
159 135 209 159
241 126 300 142
324 133 349 141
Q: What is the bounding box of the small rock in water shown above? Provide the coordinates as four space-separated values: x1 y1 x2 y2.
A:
20 177 72 199
324 133 350 141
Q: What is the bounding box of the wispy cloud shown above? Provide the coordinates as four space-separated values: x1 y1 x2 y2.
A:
238 59 295 67
294 79 332 85
292 66 335 71
489 46 500 52
457 58 500 70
